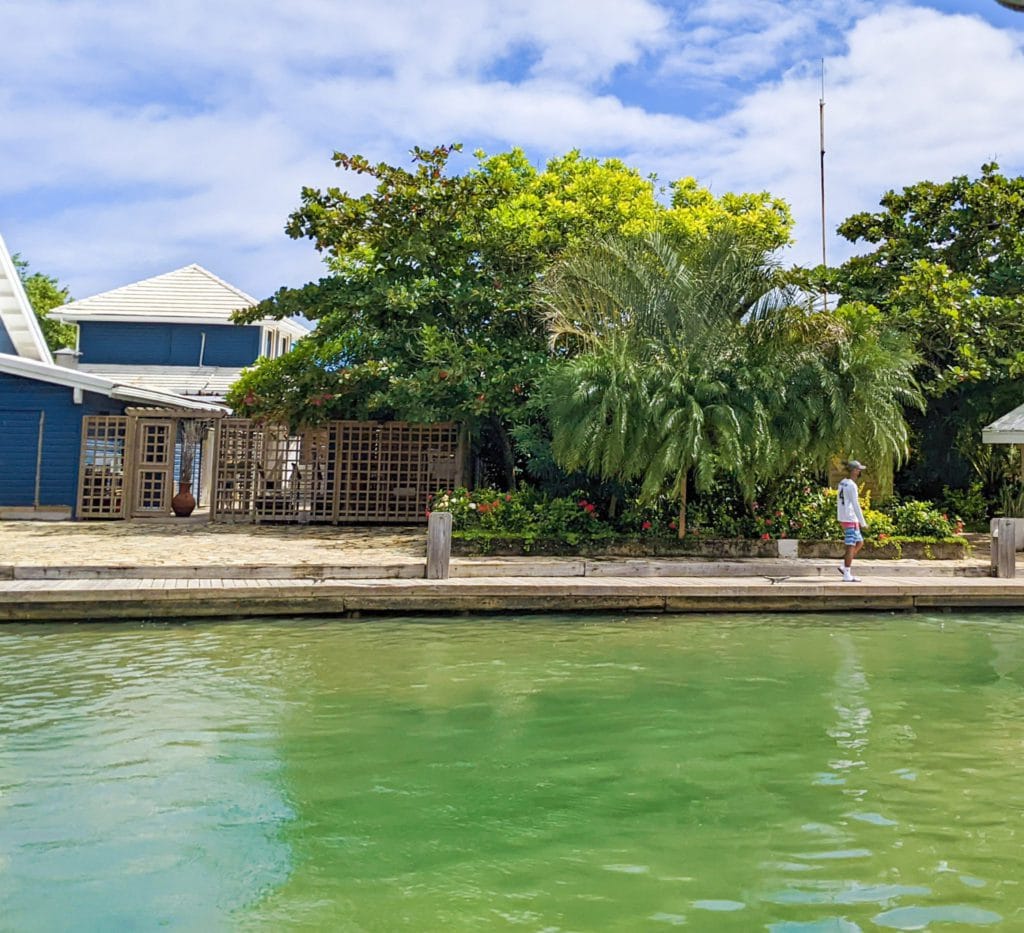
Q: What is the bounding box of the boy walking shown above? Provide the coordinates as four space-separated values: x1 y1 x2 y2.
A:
837 460 868 582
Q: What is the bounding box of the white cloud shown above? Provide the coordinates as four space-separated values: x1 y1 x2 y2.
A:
2 0 1023 301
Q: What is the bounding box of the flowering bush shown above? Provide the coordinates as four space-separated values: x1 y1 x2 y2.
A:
432 486 615 545
430 479 962 546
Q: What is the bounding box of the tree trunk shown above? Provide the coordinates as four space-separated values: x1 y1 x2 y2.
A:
491 416 516 490
677 471 688 539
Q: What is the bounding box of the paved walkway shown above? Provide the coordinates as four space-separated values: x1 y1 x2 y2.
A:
0 519 425 567
1 520 1021 622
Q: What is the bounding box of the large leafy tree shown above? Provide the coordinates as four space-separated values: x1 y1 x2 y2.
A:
230 144 792 488
13 255 77 351
539 229 920 535
818 164 1024 495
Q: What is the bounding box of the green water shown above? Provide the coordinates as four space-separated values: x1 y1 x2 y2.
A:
1 614 1023 931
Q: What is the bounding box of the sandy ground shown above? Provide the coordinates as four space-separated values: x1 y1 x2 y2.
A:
0 519 425 567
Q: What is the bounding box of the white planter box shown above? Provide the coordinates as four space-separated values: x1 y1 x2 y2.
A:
991 517 1024 551
777 539 799 558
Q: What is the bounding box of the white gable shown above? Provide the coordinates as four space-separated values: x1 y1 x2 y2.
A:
50 262 308 338
50 263 257 323
0 234 53 364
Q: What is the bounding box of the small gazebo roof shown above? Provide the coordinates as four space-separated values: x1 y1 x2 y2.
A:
983 402 1024 444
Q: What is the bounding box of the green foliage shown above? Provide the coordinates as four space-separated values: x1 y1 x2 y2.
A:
435 486 615 547
819 163 1024 498
12 255 77 351
231 144 798 490
941 482 990 526
886 500 956 538
996 481 1024 518
538 228 921 529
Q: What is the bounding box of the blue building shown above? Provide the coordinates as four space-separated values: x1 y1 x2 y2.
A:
49 263 308 403
0 238 229 519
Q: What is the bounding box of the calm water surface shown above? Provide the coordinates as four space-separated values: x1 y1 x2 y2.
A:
2 613 1023 931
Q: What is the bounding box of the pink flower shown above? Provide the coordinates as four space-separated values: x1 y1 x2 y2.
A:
641 520 652 531
584 503 596 514
425 509 432 518
669 520 677 530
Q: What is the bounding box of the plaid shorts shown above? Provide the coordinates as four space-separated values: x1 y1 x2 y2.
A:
843 525 863 545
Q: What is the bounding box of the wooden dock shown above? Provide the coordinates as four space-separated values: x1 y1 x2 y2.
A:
2 570 1023 622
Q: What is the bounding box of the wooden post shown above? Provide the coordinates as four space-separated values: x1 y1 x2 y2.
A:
992 517 1016 579
426 511 453 580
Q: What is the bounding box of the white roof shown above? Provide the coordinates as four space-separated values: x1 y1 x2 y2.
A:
50 263 308 339
983 402 1024 444
77 364 245 401
0 233 52 364
0 353 227 412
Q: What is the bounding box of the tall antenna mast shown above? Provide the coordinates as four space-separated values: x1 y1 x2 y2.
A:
819 58 828 311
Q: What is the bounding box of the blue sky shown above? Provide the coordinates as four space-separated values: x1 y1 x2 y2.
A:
4 0 1024 300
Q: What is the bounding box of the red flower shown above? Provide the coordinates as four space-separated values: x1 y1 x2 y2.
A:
761 533 771 540
438 370 449 380
425 509 432 518
669 520 677 530
641 520 652 531
775 510 783 516
578 500 588 508
505 493 512 501
584 503 596 513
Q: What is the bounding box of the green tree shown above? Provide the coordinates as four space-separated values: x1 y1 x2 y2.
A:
231 144 794 488
539 229 920 535
819 164 1024 496
13 256 77 351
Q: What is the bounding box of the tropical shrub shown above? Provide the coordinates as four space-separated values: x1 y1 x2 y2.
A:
887 500 956 538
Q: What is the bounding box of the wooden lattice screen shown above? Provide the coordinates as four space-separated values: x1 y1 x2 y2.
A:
211 419 463 524
77 416 129 519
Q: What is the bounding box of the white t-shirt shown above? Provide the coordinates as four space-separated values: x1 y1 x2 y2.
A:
836 477 867 526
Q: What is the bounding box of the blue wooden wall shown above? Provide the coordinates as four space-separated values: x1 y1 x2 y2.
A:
79 322 261 367
0 372 123 511
0 318 15 355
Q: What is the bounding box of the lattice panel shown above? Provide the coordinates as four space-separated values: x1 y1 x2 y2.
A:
302 427 336 523
212 419 258 521
139 423 170 464
210 420 463 525
335 422 381 521
378 422 462 522
136 470 166 511
131 420 173 515
77 416 128 519
253 425 301 522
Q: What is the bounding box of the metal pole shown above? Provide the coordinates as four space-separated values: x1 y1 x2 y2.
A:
819 59 828 312
34 410 45 508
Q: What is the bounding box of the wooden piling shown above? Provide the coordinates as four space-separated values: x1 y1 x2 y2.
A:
426 511 453 580
992 518 1017 579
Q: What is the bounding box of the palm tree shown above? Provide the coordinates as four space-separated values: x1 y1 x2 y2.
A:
537 229 920 535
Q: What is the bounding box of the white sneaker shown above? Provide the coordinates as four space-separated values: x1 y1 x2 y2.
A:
843 572 861 583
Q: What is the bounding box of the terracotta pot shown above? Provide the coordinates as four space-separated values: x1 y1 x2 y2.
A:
171 483 196 517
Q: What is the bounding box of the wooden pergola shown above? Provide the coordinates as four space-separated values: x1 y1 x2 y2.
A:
983 401 1024 476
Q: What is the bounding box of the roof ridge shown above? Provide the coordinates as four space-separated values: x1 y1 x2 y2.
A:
187 264 258 306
